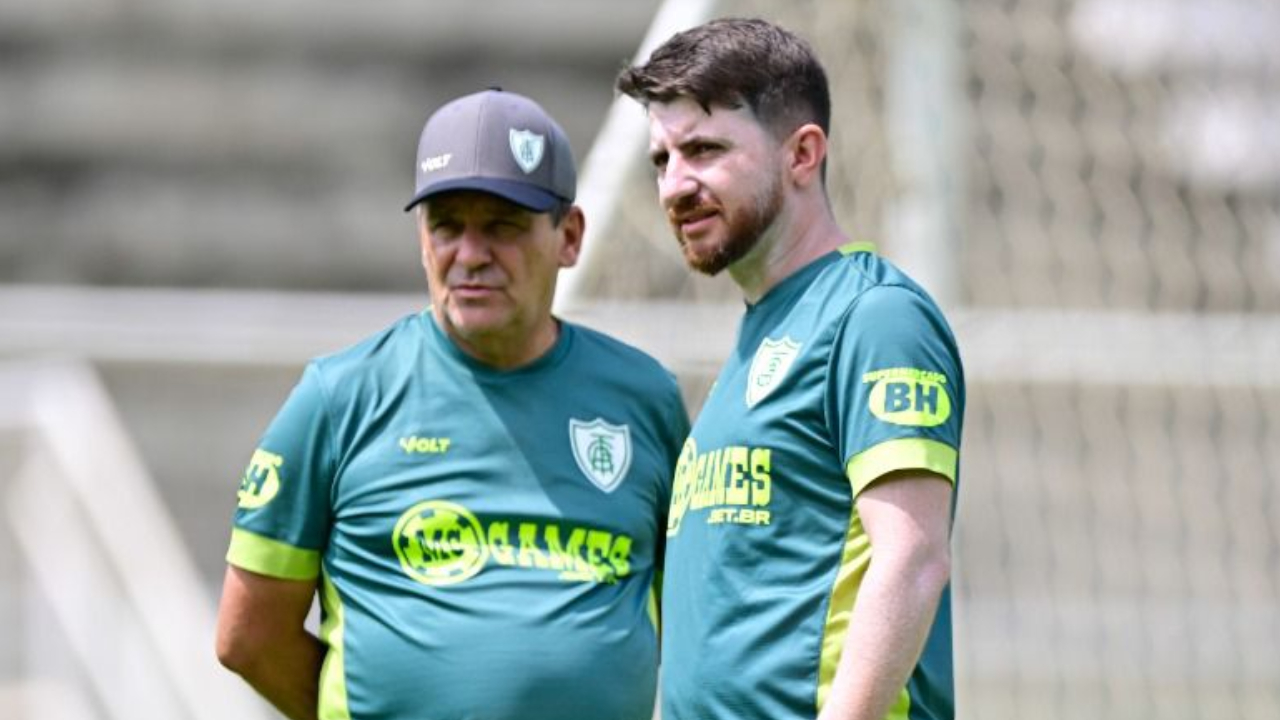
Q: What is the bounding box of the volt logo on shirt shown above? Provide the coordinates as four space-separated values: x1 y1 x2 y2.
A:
399 436 452 454
862 367 952 427
392 499 634 588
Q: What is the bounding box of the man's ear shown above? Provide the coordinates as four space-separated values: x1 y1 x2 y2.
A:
557 205 585 268
786 123 828 188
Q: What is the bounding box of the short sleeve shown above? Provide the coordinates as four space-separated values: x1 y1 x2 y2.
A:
828 285 964 498
226 362 336 580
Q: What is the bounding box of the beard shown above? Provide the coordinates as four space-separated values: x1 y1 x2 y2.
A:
673 173 784 276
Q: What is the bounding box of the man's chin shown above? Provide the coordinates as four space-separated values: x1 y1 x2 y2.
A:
682 236 748 276
443 307 508 338
684 251 728 276
677 236 725 276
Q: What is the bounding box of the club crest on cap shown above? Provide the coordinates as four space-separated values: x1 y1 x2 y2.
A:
509 129 545 174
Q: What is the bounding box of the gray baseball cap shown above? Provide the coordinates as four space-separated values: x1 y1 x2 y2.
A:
404 89 576 213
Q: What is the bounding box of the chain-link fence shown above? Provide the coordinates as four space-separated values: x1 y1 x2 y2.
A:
575 1 1280 718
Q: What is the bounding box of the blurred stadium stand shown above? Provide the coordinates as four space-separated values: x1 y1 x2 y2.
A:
0 1 666 718
1 1 1278 719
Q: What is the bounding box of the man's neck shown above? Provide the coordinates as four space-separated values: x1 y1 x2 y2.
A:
730 202 847 304
438 312 561 371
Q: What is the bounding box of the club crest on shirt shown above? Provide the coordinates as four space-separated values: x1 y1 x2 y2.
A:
569 418 632 493
509 128 545 174
746 336 802 408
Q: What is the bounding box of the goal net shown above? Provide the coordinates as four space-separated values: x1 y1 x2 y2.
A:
562 1 1280 718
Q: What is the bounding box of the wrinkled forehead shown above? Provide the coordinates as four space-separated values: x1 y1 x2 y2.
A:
646 97 760 151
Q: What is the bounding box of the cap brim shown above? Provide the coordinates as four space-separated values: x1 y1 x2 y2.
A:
403 177 563 213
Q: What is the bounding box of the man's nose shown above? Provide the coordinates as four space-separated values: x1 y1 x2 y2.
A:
658 155 699 211
454 227 493 268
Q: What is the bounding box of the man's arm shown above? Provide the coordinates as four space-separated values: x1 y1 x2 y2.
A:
817 470 953 720
216 565 326 720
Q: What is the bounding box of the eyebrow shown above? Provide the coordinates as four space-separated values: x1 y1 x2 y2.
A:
649 133 724 163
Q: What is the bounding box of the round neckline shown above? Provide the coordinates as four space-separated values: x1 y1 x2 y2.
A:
745 250 840 314
421 309 574 380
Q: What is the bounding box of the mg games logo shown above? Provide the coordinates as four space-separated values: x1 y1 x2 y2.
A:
392 500 637 587
746 336 802 408
393 500 488 586
667 438 773 537
569 418 632 493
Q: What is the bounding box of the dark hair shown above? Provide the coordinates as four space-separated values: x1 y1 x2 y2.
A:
548 199 572 226
616 17 831 141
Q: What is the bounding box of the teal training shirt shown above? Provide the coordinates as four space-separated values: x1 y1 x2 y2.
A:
227 311 689 720
662 244 964 720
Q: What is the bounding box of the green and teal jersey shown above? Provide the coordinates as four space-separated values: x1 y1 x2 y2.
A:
662 244 963 720
227 311 689 720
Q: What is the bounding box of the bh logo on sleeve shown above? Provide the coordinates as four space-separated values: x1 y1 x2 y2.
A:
238 448 283 510
862 367 952 427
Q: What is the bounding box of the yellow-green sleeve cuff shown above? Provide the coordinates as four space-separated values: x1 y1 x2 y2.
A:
226 527 321 580
845 438 958 496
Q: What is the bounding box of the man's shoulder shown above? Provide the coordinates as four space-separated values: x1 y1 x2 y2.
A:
567 321 654 362
565 321 680 388
816 246 945 317
310 311 428 379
